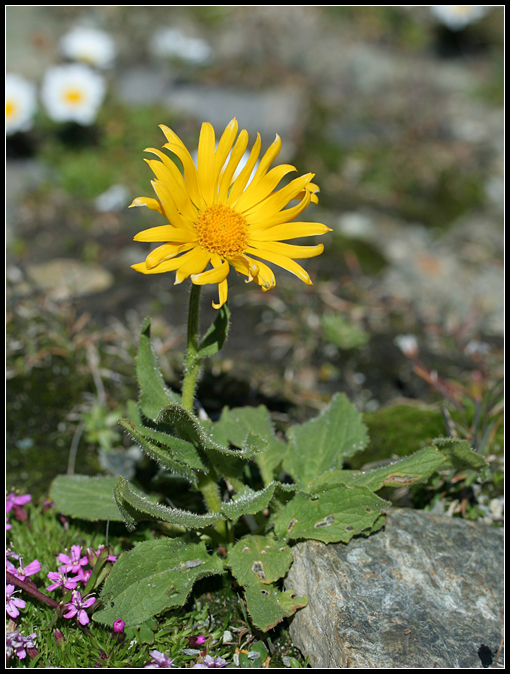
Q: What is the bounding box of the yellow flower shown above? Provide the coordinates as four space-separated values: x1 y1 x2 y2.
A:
131 118 331 308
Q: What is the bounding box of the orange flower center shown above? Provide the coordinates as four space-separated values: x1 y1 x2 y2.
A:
6 100 17 119
195 204 248 258
63 88 85 105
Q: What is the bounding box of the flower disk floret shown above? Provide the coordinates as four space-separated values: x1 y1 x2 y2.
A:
131 118 332 308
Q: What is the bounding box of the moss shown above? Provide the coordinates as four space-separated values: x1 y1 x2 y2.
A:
349 403 446 469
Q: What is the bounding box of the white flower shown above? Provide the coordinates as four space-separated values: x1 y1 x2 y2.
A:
394 334 419 359
6 74 37 135
59 27 116 69
431 6 490 31
150 27 211 64
41 64 106 125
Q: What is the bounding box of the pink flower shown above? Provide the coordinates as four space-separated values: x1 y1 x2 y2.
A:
113 619 125 634
6 584 26 619
6 493 31 513
46 566 79 593
62 590 96 625
145 650 174 668
57 545 88 574
6 558 41 582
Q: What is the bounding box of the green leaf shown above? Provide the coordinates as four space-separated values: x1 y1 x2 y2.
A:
118 418 207 473
113 476 225 532
49 475 127 521
197 303 230 358
228 535 293 586
309 446 448 492
283 394 369 491
211 406 288 485
93 538 225 627
244 581 308 632
136 317 179 422
272 484 387 544
432 437 488 471
221 484 277 521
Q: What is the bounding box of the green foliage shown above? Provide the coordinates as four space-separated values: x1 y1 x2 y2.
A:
49 317 488 635
94 538 225 627
320 312 370 350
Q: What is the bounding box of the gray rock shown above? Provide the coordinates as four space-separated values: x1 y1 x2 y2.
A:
285 508 503 668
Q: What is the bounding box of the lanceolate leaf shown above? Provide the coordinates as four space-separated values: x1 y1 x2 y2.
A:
432 437 488 471
220 483 277 521
197 303 230 358
113 476 225 532
309 446 448 493
272 484 388 544
94 538 225 627
118 418 207 472
283 394 369 491
136 317 179 421
228 535 293 586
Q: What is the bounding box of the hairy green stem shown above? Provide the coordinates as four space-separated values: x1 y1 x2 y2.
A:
181 285 228 541
181 284 202 413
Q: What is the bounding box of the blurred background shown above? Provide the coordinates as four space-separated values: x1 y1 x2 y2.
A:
6 6 504 514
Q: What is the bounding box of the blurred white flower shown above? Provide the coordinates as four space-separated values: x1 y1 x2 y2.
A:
150 27 211 64
59 27 116 69
6 73 37 135
431 6 490 31
41 64 106 125
394 334 419 360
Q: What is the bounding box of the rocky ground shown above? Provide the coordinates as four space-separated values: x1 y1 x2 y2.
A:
7 5 503 508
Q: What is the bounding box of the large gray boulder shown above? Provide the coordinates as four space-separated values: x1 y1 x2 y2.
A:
285 508 503 668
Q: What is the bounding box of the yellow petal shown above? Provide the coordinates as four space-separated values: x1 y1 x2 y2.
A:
197 122 216 206
227 133 261 206
146 243 194 269
217 129 249 203
131 247 198 275
249 240 324 259
151 180 196 231
145 158 197 222
134 225 197 243
249 222 332 241
191 259 230 285
214 119 238 188
212 279 229 309
161 140 206 211
230 254 260 281
174 247 211 284
250 134 281 184
235 164 296 213
245 247 312 285
247 184 314 229
244 174 315 221
249 257 276 291
129 196 164 214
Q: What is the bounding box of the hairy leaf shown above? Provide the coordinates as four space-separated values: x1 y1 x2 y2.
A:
228 535 293 586
113 476 225 532
49 475 127 521
136 317 179 421
244 581 308 632
272 484 387 544
283 394 368 491
94 538 225 627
